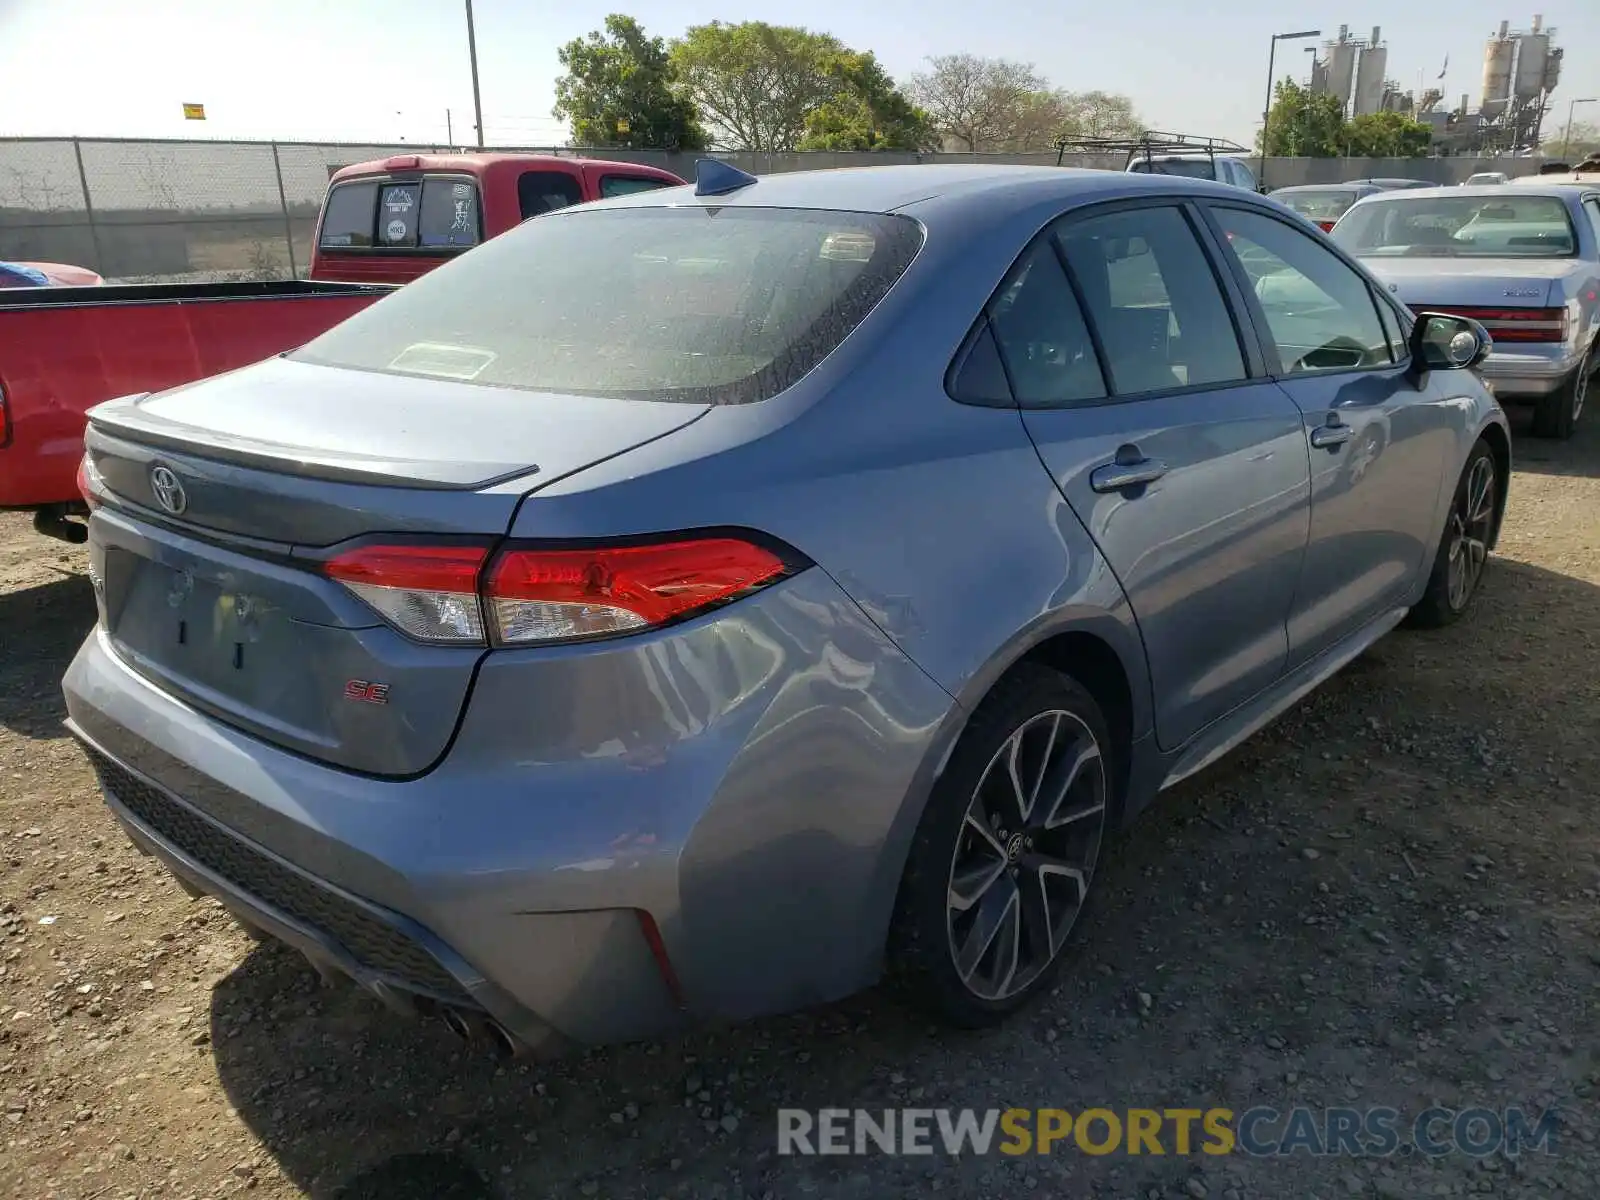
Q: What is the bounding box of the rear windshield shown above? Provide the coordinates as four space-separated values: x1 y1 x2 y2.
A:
1128 159 1216 179
318 176 481 251
1272 189 1357 220
1332 195 1577 258
292 206 923 404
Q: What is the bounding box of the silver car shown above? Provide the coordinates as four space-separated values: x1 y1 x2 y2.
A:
65 162 1509 1056
1333 183 1600 438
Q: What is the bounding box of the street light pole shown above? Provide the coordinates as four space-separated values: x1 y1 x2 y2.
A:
1260 29 1321 188
464 0 485 148
1560 97 1597 159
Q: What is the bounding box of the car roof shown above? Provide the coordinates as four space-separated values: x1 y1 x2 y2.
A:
1270 183 1369 194
1349 183 1585 202
588 163 1257 219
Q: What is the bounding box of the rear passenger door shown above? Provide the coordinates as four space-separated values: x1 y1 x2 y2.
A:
1201 202 1451 669
1000 200 1312 752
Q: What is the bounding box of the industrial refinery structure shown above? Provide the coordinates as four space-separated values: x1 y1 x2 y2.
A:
1305 15 1565 154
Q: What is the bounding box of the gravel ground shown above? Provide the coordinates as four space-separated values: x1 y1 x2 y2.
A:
3 412 1598 1199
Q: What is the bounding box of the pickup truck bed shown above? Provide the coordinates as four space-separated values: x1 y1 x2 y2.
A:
0 279 390 538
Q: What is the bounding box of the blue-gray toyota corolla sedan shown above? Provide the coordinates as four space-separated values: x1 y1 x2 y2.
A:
65 161 1510 1057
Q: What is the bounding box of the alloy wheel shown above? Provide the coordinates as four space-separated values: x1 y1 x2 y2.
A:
945 709 1107 1002
1446 455 1495 612
1574 353 1592 424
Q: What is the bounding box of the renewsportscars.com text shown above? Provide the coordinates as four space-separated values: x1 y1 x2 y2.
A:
776 1106 1561 1158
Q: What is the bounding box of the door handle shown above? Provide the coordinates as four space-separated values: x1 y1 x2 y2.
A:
1309 423 1353 450
1090 455 1168 494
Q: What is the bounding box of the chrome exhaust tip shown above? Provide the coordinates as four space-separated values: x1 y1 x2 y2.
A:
439 1007 473 1041
484 1018 520 1059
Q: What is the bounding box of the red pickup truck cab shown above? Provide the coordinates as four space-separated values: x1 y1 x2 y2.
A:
1 153 688 541
309 153 685 284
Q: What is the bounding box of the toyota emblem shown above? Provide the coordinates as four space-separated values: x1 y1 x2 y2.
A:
149 464 188 515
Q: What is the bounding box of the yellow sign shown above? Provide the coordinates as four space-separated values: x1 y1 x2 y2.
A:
616 118 630 134
182 103 206 121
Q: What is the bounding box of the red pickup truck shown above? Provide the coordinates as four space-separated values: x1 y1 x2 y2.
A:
1 152 686 542
310 152 684 283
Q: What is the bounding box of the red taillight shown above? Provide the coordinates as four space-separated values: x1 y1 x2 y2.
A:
1318 220 1337 232
76 453 102 511
1409 305 1567 343
324 543 489 644
485 537 790 645
323 535 794 647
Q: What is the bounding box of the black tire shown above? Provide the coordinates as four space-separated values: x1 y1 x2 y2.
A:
1406 439 1498 629
1528 346 1592 440
888 664 1113 1028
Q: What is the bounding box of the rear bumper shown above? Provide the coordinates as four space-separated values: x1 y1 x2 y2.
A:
1476 345 1582 398
62 568 956 1049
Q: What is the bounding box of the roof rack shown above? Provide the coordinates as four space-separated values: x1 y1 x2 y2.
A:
1055 130 1251 169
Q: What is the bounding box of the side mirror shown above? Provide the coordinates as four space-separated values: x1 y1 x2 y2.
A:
1407 311 1492 380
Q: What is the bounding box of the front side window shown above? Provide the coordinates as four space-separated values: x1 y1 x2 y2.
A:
518 170 585 219
1331 194 1578 258
600 175 674 199
1214 206 1391 375
293 207 923 405
1055 204 1247 395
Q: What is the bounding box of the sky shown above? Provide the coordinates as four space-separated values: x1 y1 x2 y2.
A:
0 0 1597 149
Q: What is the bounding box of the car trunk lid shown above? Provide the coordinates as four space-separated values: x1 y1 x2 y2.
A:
84 356 710 776
1355 257 1574 309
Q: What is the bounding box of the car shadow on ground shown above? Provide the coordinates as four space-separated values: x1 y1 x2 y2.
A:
205 553 1600 1199
0 572 95 738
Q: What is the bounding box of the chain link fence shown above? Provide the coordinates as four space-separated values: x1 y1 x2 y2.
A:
0 137 1545 284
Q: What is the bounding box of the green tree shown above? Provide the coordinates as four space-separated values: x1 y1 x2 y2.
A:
1258 79 1347 157
670 21 848 151
552 14 706 150
1344 111 1433 157
798 52 938 151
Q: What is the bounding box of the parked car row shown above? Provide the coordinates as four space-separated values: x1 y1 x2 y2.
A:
58 158 1513 1057
0 153 686 540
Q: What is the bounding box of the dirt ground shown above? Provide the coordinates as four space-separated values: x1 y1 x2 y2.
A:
2 411 1597 1200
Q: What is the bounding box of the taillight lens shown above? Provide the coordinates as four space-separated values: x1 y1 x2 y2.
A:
486 538 789 645
1317 220 1337 232
322 535 795 647
324 543 489 644
76 453 102 511
1410 305 1567 343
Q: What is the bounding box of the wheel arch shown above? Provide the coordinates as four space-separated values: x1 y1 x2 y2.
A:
863 613 1150 983
1476 417 1512 551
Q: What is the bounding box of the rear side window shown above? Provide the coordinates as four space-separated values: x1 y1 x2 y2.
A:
985 242 1107 407
419 179 480 247
319 177 480 250
319 182 379 248
519 171 585 219
378 183 421 247
292 207 923 405
600 175 674 199
1055 205 1246 395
